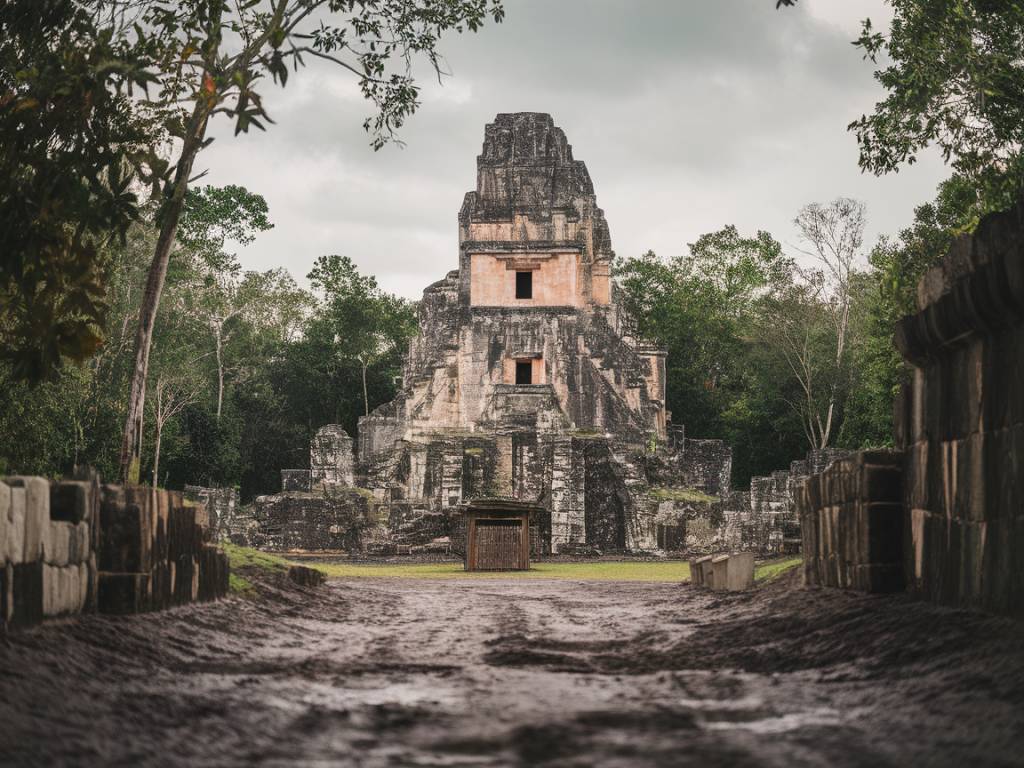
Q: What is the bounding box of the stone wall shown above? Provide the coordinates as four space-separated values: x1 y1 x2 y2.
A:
1 473 228 630
894 196 1024 616
797 451 905 592
241 486 375 552
184 485 240 544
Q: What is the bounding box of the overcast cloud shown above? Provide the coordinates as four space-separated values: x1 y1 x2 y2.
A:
200 0 949 299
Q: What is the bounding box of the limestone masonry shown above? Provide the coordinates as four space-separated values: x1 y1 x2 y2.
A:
240 113 829 555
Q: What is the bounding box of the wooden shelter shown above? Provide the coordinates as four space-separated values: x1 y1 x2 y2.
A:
461 499 542 571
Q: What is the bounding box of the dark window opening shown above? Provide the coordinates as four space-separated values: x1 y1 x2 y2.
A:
515 270 533 299
515 360 533 385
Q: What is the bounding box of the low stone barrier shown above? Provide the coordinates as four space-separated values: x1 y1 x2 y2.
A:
689 555 713 586
797 450 904 593
1 473 228 630
688 552 754 591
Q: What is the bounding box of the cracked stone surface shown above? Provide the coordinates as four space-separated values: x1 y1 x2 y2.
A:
2 571 1021 766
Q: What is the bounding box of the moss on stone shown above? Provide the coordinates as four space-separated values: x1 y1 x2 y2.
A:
648 487 719 504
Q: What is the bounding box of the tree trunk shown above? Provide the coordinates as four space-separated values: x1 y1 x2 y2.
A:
215 322 224 421
152 421 162 489
119 105 210 482
362 360 369 418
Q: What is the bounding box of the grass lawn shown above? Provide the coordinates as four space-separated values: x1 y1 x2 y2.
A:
307 556 803 583
219 541 803 587
222 542 293 594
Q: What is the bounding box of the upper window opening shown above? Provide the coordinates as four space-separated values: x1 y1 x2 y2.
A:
515 360 533 385
515 270 533 299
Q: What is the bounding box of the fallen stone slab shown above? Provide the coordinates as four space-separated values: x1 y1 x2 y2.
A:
690 555 712 586
723 552 755 591
288 565 326 588
700 556 717 588
711 555 730 591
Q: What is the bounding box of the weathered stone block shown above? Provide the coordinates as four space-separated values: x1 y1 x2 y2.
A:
6 476 49 562
690 555 712 587
0 561 11 625
99 503 148 572
860 463 903 504
722 553 755 591
710 555 730 591
42 521 71 567
865 503 904 565
50 481 92 524
97 572 150 614
311 425 354 488
11 559 44 626
699 556 716 588
0 481 8 565
43 563 83 617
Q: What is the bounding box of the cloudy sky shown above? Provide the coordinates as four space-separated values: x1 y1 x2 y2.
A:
201 0 949 299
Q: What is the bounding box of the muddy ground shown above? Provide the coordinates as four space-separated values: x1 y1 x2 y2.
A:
1 568 1022 767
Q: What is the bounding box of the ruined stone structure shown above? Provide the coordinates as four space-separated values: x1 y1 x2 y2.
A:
357 113 702 553
799 450 905 592
2 473 228 629
894 197 1024 615
795 197 1024 617
240 114 831 557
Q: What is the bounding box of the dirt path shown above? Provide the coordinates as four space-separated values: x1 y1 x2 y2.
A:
1 571 1022 767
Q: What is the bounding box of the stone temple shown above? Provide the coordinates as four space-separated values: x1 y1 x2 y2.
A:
233 113 833 555
357 111 726 553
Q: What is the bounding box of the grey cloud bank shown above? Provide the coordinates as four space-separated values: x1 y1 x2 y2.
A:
200 0 947 298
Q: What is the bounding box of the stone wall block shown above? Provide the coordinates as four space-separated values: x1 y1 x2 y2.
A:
43 521 71 566
99 502 147 573
6 476 49 562
97 573 150 615
85 552 98 614
0 561 11 625
986 425 1024 523
980 516 1012 614
860 464 904 504
907 442 930 511
0 481 9 564
806 475 822 513
50 481 91 524
11 560 43 626
954 432 987 522
865 503 904 564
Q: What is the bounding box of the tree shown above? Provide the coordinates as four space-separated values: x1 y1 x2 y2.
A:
615 228 802 484
307 255 416 424
777 198 866 449
119 0 504 481
0 0 164 381
850 0 1024 197
176 185 273 420
150 371 202 487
